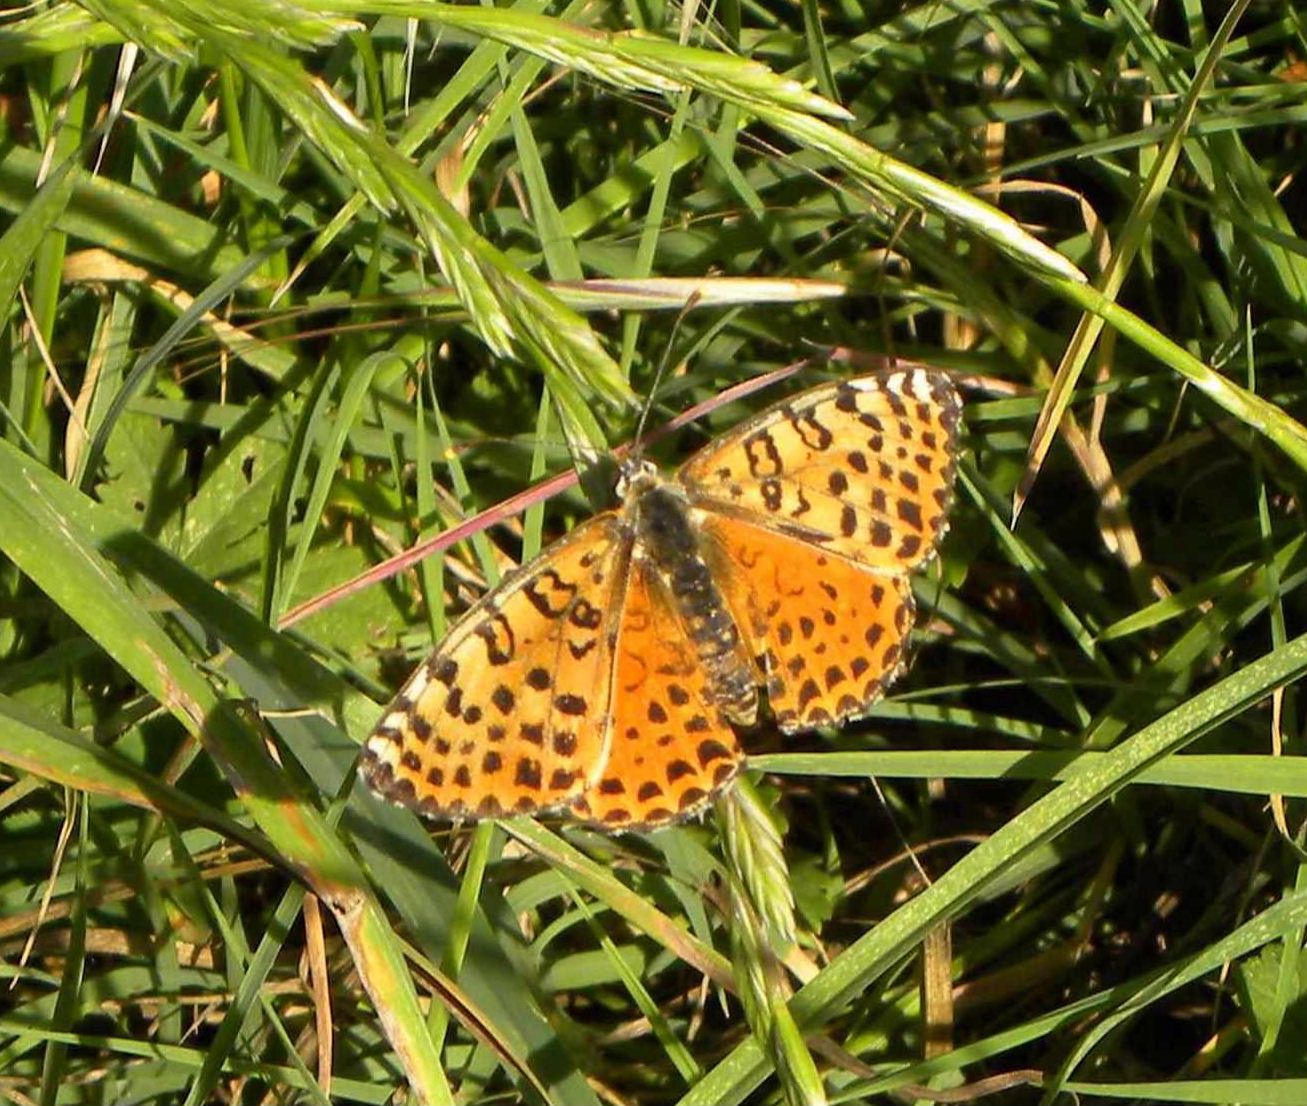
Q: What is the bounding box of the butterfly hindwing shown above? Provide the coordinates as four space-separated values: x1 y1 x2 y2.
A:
570 556 741 829
361 515 630 819
699 513 915 731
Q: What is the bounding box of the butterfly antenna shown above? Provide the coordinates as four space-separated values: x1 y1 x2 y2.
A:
868 774 933 887
630 290 703 458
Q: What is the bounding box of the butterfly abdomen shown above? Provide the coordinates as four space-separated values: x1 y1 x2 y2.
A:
633 484 757 724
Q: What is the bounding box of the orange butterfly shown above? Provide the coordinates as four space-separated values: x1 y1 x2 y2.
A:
360 368 961 830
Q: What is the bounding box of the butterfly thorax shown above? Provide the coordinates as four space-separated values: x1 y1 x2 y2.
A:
628 477 758 726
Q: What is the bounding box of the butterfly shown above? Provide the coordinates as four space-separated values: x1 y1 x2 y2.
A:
360 367 961 830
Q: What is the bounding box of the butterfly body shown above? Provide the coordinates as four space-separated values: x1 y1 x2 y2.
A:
628 471 760 726
361 368 961 830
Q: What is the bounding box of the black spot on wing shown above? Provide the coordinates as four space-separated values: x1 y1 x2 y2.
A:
515 758 542 790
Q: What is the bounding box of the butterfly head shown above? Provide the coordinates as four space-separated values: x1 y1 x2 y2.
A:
614 456 660 501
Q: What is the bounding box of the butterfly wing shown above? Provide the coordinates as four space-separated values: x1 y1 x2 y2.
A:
698 513 915 731
570 555 741 829
678 368 961 571
680 368 959 731
361 515 631 819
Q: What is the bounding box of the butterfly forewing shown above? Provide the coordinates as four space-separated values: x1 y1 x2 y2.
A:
678 368 961 571
361 515 631 819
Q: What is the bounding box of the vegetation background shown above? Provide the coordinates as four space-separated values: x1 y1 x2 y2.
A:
2 1 1307 1103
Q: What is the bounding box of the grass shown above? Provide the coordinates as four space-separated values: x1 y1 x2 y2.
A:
2 2 1307 1104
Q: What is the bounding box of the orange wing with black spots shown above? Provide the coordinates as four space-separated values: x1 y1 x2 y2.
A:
570 557 741 829
679 368 960 571
362 367 961 833
360 516 631 820
700 513 916 731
